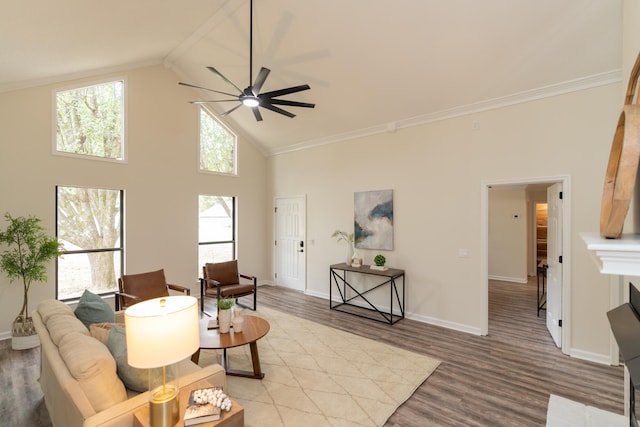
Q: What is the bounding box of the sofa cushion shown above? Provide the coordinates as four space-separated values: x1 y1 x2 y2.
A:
46 314 90 346
37 299 74 323
74 289 115 328
58 332 127 412
107 324 161 392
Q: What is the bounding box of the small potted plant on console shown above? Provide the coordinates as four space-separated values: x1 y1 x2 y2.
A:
370 254 388 271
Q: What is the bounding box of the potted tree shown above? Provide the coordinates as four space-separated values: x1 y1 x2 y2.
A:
0 213 63 350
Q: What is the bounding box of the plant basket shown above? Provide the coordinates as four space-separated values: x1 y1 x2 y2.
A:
12 315 39 350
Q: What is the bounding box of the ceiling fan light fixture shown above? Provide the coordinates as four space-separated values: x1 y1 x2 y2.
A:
241 97 260 107
178 0 314 120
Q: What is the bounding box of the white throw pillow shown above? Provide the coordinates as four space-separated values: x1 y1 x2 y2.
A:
58 332 127 412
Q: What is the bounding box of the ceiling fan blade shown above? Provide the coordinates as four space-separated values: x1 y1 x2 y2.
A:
178 82 239 98
261 84 311 99
252 107 263 121
260 103 296 118
269 99 315 108
189 100 239 104
221 103 243 117
206 66 244 94
251 67 271 95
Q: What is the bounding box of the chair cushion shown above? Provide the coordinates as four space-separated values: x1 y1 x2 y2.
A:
120 269 169 302
204 261 239 286
58 332 128 412
37 299 74 323
74 289 115 329
207 283 255 298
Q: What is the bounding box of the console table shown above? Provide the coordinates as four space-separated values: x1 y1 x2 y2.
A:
329 263 405 324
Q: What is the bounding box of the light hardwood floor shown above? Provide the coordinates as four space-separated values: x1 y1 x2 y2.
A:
0 278 624 427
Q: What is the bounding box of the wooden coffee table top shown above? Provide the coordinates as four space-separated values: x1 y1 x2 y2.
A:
199 315 270 350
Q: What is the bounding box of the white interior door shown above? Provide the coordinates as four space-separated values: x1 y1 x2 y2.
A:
275 196 306 291
546 183 563 347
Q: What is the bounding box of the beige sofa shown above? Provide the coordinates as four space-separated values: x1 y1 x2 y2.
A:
33 299 226 427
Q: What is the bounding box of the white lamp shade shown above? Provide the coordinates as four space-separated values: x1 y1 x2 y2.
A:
124 296 199 369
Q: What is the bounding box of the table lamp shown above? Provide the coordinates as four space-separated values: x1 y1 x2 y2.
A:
125 296 199 427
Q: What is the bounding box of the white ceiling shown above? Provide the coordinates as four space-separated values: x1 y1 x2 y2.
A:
1 0 623 155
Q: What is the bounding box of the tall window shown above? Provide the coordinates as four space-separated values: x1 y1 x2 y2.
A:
199 195 235 273
54 79 125 161
56 186 123 300
200 107 236 174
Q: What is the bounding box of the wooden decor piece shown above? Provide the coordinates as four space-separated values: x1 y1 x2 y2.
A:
600 52 640 238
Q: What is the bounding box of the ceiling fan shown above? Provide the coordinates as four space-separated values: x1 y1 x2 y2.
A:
179 0 315 121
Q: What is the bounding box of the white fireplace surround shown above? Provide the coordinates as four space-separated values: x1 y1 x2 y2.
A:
581 232 640 276
581 231 640 421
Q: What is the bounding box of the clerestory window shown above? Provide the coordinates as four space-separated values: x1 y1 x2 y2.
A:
199 107 236 175
54 79 125 162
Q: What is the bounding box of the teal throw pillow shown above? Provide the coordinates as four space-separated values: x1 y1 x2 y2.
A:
74 289 115 329
106 324 159 392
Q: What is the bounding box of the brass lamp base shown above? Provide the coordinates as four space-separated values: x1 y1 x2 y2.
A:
149 384 179 427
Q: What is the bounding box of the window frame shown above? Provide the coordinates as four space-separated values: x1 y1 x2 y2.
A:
198 106 238 176
55 185 125 301
52 76 128 164
198 195 237 270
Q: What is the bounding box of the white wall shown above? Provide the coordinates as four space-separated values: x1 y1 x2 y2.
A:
0 65 269 337
268 82 621 357
488 188 528 283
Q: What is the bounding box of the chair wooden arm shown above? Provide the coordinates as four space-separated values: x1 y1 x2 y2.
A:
239 273 257 283
167 283 190 295
202 278 221 291
114 291 141 311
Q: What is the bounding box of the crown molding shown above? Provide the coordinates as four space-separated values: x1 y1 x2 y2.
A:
268 69 623 157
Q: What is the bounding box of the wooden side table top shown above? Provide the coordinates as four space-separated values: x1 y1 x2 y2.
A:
198 315 270 350
133 379 244 427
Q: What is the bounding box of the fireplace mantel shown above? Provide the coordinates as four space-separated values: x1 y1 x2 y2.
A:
581 232 640 277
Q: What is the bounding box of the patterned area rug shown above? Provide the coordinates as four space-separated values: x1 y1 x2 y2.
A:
198 307 440 427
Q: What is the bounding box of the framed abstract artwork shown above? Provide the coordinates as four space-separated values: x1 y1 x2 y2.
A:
354 189 393 250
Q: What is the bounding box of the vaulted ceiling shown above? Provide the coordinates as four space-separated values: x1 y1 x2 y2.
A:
1 0 623 155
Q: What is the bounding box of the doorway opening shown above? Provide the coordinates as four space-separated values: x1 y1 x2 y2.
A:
481 175 571 355
535 202 548 264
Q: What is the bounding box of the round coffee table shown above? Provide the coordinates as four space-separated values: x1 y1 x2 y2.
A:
191 315 270 379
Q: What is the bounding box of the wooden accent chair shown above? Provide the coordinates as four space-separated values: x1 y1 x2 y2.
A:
201 260 257 315
115 268 190 311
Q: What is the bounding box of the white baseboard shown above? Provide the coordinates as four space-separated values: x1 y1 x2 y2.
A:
305 289 482 335
406 312 483 336
488 275 528 284
569 348 614 365
0 332 11 341
257 280 274 287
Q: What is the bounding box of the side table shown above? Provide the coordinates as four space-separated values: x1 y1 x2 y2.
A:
133 379 244 427
329 263 405 324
